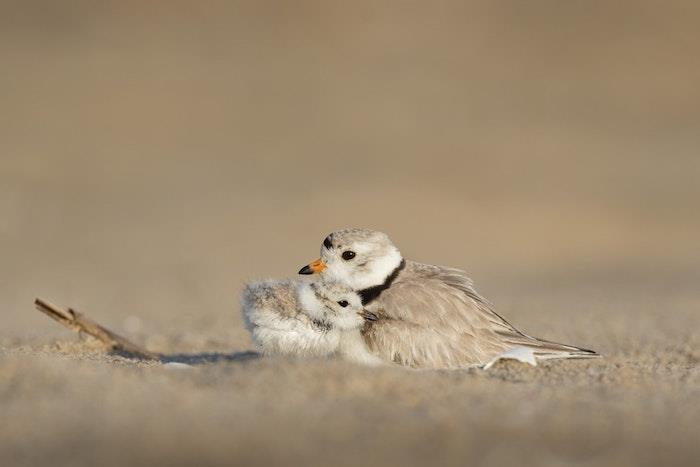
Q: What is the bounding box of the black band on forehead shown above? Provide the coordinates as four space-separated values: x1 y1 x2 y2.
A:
358 259 406 305
323 235 333 249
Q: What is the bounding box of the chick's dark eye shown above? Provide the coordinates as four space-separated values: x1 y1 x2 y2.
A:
337 300 349 308
341 250 356 261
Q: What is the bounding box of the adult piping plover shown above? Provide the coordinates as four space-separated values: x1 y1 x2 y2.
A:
299 228 599 369
241 279 382 365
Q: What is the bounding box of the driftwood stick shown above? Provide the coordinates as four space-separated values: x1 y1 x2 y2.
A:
34 298 160 360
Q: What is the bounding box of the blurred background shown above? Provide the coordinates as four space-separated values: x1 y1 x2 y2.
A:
2 3 700 467
1 1 698 344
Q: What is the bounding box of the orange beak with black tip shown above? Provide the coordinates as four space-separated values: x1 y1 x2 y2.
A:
298 258 327 275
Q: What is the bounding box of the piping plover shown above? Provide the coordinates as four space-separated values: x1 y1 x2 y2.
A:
299 228 599 369
241 279 382 365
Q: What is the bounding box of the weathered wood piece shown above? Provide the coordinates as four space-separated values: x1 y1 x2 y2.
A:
34 298 159 360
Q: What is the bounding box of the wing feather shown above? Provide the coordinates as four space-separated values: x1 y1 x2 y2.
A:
363 261 598 368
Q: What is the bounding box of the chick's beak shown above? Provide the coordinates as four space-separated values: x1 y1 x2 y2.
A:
359 310 378 321
298 258 326 275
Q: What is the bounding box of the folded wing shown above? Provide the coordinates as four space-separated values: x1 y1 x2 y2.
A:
362 262 598 368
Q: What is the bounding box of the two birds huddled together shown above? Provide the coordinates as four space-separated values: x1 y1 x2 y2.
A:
242 229 598 369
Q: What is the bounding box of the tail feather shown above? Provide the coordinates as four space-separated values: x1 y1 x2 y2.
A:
503 335 600 360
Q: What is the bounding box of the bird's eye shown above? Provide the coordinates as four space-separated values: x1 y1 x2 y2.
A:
341 250 356 261
337 300 349 308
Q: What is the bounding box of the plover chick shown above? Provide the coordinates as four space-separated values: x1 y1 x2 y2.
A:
299 228 599 369
241 279 382 365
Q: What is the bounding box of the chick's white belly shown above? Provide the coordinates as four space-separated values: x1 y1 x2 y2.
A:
247 306 340 357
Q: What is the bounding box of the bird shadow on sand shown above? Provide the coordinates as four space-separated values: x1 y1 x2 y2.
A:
158 350 261 365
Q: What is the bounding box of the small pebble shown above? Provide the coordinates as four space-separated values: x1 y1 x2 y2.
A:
163 362 194 370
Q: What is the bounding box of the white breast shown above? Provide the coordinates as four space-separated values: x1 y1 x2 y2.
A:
337 330 384 366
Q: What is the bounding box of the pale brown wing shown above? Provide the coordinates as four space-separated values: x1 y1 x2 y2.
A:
363 262 598 368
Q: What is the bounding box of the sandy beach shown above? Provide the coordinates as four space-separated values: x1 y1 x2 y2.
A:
2 2 699 466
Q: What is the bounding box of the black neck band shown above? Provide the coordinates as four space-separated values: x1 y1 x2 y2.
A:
358 259 406 305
